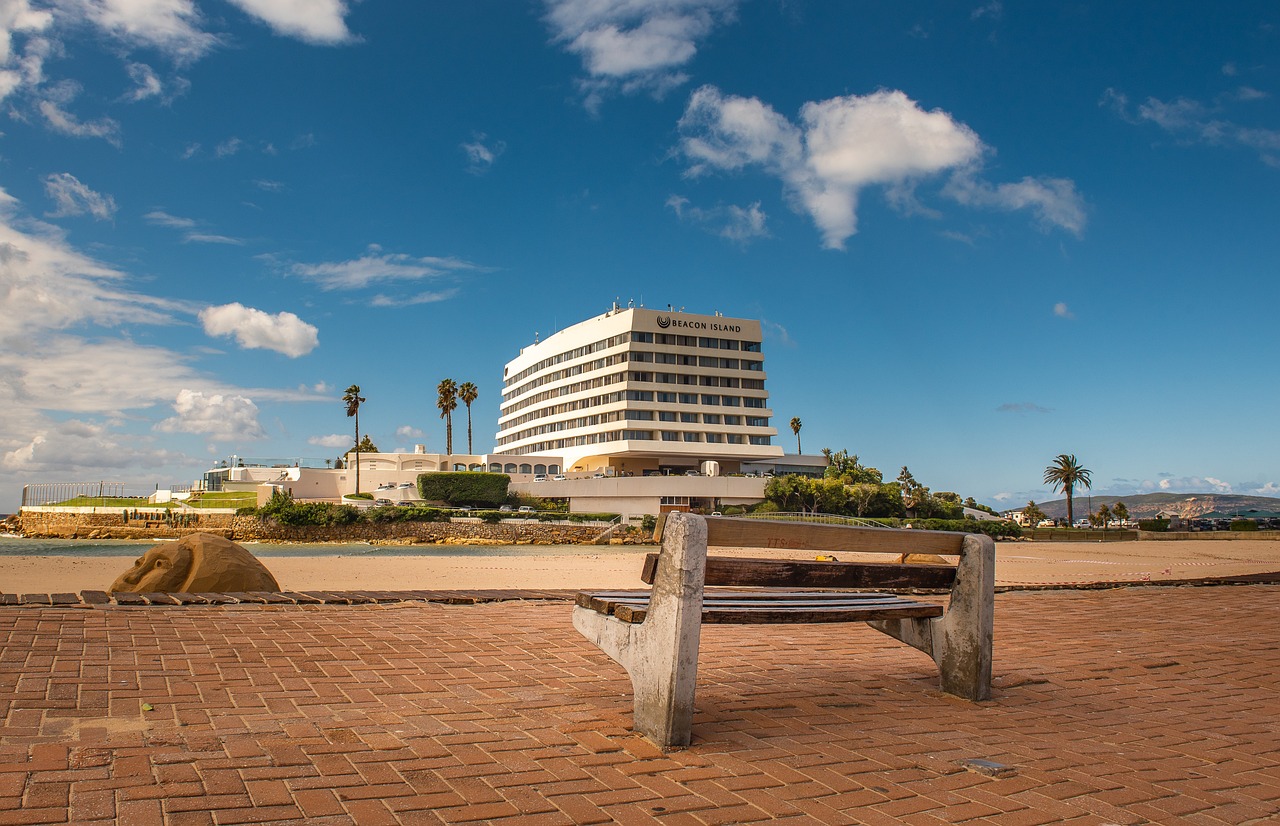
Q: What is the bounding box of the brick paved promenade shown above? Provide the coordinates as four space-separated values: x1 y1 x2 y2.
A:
2 585 1278 824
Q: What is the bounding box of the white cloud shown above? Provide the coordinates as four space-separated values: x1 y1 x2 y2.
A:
396 425 424 439
199 302 319 357
760 319 794 347
124 61 161 100
1150 476 1234 494
39 94 123 146
1053 302 1074 319
290 248 483 290
308 433 351 449
184 232 244 245
1252 482 1279 496
215 136 244 157
996 402 1051 414
144 209 196 228
544 0 736 109
0 0 52 102
666 194 768 242
225 0 354 45
2 418 184 473
369 288 461 307
462 133 505 174
971 2 1002 21
1104 86 1280 167
43 172 117 219
677 86 1082 248
156 389 266 440
64 0 217 60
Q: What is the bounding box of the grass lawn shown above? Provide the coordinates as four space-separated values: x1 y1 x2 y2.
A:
51 496 174 509
188 492 256 509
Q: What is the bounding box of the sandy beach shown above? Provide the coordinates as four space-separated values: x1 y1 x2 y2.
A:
5 538 1280 595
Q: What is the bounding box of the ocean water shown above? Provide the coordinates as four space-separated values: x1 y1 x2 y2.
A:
0 536 639 558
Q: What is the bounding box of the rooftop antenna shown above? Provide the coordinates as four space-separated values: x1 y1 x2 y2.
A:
627 298 634 308
534 331 539 344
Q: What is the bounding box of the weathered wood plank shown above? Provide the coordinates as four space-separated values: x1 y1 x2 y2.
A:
704 516 967 555
611 600 944 625
640 553 957 589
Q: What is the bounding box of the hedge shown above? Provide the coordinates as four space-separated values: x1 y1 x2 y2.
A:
417 472 510 506
1230 519 1260 531
1138 519 1169 532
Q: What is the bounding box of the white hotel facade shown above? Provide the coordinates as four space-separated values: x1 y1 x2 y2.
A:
496 305 784 476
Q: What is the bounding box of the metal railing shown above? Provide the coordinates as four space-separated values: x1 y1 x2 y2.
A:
740 511 894 529
21 482 133 507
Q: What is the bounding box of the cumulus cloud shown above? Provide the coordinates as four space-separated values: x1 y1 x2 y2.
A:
199 302 319 357
308 433 351 449
396 425 424 439
544 0 736 109
462 133 506 174
156 389 266 441
226 0 354 45
289 248 484 290
1104 86 1280 167
0 0 53 102
66 0 218 60
1150 476 1234 494
43 173 117 219
2 418 183 473
666 195 768 242
996 402 1051 414
677 86 1084 248
39 86 123 146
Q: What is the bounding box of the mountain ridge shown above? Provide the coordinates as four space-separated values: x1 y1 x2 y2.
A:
1009 492 1280 520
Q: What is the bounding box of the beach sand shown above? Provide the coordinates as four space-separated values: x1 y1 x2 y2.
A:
5 538 1280 595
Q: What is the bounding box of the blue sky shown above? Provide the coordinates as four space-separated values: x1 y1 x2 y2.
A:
1 0 1277 512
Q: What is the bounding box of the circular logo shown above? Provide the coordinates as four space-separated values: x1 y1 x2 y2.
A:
656 315 671 328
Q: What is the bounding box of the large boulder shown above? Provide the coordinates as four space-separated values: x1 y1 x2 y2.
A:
110 533 280 593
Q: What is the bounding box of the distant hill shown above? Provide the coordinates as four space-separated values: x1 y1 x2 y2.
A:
1013 492 1280 520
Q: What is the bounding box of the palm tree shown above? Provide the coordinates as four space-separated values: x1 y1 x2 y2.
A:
458 381 479 455
1043 453 1092 527
343 384 366 494
790 417 802 453
437 379 458 456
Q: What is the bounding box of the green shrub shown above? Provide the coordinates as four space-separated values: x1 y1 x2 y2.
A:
235 506 256 516
1138 518 1169 532
536 511 558 522
345 492 374 500
566 512 620 523
417 472 510 506
478 510 504 524
641 514 657 533
1230 519 1260 531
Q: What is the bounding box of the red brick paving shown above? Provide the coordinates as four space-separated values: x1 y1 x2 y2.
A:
1 586 1279 824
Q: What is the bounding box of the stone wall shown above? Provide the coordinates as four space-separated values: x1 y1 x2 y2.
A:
1137 530 1280 541
14 510 635 545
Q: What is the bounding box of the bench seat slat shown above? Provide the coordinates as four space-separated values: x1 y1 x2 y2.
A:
702 515 967 556
580 588 945 625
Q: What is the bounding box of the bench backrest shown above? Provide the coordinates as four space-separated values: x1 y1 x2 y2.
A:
646 515 970 591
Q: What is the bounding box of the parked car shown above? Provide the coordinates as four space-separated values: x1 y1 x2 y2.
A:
1037 519 1055 528
592 473 606 478
533 475 547 482
518 505 534 513
684 469 701 476
375 498 393 506
499 505 514 512
552 474 566 481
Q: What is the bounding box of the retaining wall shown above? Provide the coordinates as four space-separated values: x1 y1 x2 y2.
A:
13 511 628 545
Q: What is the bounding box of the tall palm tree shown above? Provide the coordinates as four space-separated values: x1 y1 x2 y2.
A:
789 417 802 453
1043 453 1092 527
437 379 458 456
458 381 479 455
343 384 365 494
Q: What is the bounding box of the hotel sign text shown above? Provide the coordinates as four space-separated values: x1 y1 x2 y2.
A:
655 315 741 333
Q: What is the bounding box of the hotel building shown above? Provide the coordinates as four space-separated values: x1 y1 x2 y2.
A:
495 305 785 476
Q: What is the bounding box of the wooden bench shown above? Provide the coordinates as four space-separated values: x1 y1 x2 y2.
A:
573 512 995 748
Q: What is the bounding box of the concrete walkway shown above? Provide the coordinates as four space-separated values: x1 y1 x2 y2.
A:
2 585 1278 824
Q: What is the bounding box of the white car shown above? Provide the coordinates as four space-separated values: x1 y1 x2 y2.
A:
552 474 567 481
533 475 547 482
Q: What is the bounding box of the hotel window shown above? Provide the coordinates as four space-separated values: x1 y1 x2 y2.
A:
746 416 768 427
677 354 698 366
622 430 654 440
632 332 654 343
655 352 677 364
662 431 679 441
656 333 676 345
720 358 739 369
742 340 761 352
699 376 719 387
657 391 677 403
723 415 741 425
626 390 654 401
720 339 739 350
697 337 719 349
742 379 764 390
629 371 653 382
630 351 653 362
678 393 698 405
743 359 763 371
721 396 740 407
625 410 654 420
677 335 698 346
680 412 698 423
701 394 720 405
698 356 718 367
656 373 676 383
744 397 765 408
750 436 771 445
726 434 744 444
705 433 723 443
703 414 721 424
683 432 700 442
721 377 740 388
658 411 677 422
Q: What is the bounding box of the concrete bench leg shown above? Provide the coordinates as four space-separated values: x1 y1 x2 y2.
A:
572 513 707 748
869 533 994 701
